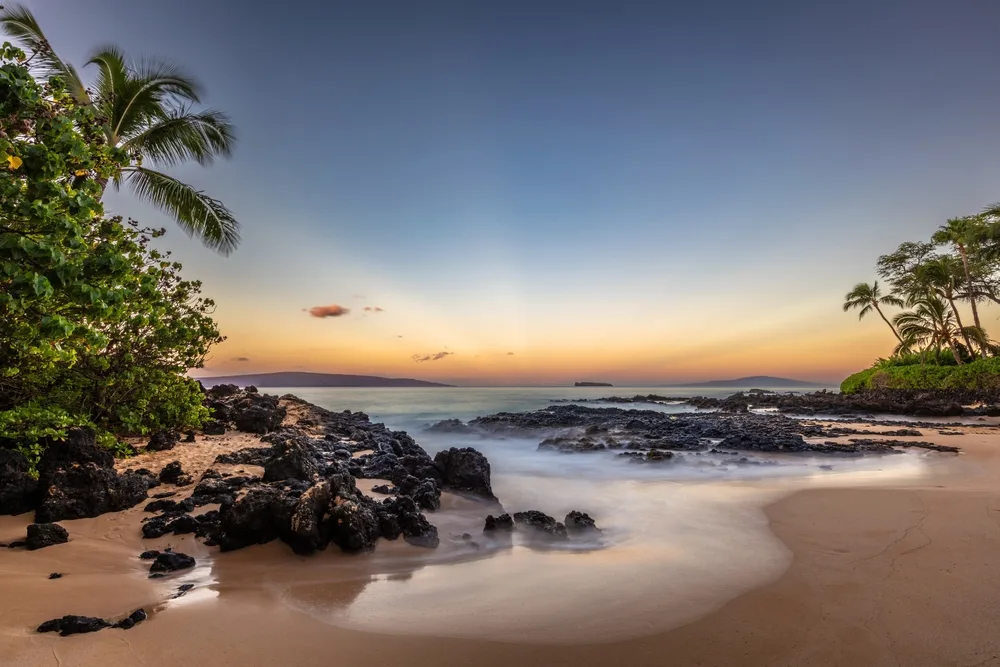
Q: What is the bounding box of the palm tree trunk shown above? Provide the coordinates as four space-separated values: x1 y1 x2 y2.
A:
946 294 974 360
946 336 963 365
873 303 904 343
957 245 988 356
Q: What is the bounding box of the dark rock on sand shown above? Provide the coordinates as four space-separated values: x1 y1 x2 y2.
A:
263 439 319 482
202 420 227 435
215 486 297 552
147 430 181 452
433 447 495 500
35 429 149 523
148 550 195 574
0 449 38 516
371 484 396 494
26 523 69 550
48 572 63 579
215 445 277 466
113 609 147 630
144 497 195 514
397 475 441 511
158 461 186 485
37 615 111 636
139 549 160 560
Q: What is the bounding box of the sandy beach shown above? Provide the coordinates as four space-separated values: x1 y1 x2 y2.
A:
2 418 999 667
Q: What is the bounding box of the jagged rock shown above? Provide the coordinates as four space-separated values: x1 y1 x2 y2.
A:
0 448 38 516
139 550 160 560
215 486 296 552
513 510 567 540
215 445 276 466
147 430 180 452
564 511 601 535
145 497 194 514
425 418 473 434
262 440 318 482
35 429 149 523
327 499 380 552
483 513 514 532
433 447 495 500
25 523 69 550
370 484 396 494
148 550 195 574
158 461 185 485
37 615 110 636
286 481 332 554
397 475 440 511
48 572 63 579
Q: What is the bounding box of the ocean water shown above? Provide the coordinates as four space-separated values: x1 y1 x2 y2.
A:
239 385 934 642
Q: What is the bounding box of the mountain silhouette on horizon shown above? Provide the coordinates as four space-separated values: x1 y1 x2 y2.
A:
192 371 452 388
671 375 824 388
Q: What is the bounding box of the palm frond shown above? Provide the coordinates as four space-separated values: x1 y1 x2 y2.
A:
122 108 235 167
125 167 240 255
0 3 87 101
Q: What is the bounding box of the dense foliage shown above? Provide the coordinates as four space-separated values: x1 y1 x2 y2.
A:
0 4 239 253
841 357 1000 393
0 44 222 465
842 203 1000 391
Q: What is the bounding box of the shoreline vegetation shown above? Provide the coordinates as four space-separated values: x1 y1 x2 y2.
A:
841 207 1000 394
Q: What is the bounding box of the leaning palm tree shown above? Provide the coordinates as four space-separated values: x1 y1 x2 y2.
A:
1 5 239 254
843 281 905 343
894 295 989 366
912 256 976 358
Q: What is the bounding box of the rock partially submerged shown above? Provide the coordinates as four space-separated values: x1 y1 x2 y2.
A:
148 550 196 575
484 510 601 544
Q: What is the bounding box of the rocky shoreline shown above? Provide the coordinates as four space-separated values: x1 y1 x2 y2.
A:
566 387 1000 418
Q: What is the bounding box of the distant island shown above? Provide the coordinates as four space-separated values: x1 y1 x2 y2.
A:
673 376 822 389
575 381 613 387
193 372 453 388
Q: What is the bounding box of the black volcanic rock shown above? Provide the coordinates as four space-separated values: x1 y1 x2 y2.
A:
148 550 195 574
37 615 110 636
433 447 495 500
35 429 149 523
147 430 180 452
0 449 38 516
26 523 69 550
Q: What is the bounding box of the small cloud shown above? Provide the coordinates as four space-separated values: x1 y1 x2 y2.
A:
412 351 453 363
397 335 404 338
506 351 515 356
232 356 251 362
363 306 385 313
309 304 350 318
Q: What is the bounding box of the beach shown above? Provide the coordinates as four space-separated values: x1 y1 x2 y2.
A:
2 400 999 667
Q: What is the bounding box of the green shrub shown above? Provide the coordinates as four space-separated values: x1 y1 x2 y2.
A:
842 357 1000 393
0 44 221 461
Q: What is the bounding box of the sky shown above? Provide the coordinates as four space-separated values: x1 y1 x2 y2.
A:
19 0 1000 385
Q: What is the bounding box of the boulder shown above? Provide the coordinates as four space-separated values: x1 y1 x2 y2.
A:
25 523 69 550
286 481 332 555
483 513 514 532
215 486 296 552
35 429 149 523
146 430 180 452
148 550 195 574
512 510 567 540
326 499 380 552
433 447 495 499
397 475 440 511
113 609 147 630
262 440 318 482
564 511 601 535
0 448 38 515
158 461 185 484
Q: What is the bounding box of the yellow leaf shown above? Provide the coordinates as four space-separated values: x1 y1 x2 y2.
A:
6 155 23 170
74 169 88 176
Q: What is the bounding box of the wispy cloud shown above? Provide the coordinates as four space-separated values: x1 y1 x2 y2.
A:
232 357 251 362
412 352 453 363
363 306 385 313
309 304 350 318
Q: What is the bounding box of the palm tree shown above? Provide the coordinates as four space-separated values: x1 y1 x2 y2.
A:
1 5 239 254
932 216 986 343
912 256 976 358
894 295 989 366
843 281 905 343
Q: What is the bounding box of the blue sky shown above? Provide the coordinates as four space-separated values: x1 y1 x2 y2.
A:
19 0 1000 384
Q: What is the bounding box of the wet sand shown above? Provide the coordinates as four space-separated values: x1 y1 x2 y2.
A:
2 422 999 666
